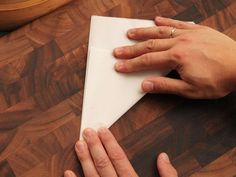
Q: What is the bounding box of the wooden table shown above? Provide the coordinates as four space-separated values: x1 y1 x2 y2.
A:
0 0 236 177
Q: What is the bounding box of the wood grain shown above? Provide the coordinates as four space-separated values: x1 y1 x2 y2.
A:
0 0 236 177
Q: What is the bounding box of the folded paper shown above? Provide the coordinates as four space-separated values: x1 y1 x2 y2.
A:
80 16 169 138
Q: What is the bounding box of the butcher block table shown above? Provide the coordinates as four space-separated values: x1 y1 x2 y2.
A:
0 0 236 177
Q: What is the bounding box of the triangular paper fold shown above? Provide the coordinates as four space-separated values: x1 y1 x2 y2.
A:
80 16 168 138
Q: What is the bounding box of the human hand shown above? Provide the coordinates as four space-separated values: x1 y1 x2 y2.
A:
64 128 178 177
114 17 236 99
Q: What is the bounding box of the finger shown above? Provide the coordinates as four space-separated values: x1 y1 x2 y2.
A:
75 141 99 177
115 51 177 73
98 128 138 177
155 16 197 29
142 77 195 97
114 38 175 59
64 170 77 177
83 128 118 177
126 26 183 40
157 153 178 177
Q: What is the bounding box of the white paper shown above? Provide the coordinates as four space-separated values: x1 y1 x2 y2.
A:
80 16 169 138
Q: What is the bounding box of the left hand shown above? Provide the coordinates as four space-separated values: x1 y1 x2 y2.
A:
64 128 178 177
64 128 138 177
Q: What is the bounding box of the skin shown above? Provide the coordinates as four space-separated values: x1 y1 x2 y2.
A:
64 128 178 177
114 17 236 99
64 17 236 176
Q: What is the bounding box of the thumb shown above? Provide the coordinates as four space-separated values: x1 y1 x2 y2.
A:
157 153 178 177
142 77 194 97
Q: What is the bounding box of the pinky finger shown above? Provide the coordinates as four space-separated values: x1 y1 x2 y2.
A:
64 170 77 177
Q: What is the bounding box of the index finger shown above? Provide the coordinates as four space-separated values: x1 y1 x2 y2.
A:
83 129 117 177
98 128 138 177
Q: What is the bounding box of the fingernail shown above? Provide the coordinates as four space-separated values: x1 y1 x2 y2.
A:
128 29 136 37
155 16 163 21
160 153 170 163
83 128 94 139
142 81 154 92
64 171 74 177
114 48 124 56
98 127 108 135
75 141 85 153
115 61 125 71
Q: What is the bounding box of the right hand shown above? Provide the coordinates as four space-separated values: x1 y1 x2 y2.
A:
114 17 236 99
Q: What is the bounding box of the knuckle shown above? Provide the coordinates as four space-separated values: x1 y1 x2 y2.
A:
169 48 187 62
181 87 197 98
125 46 135 55
157 27 166 36
169 48 180 59
146 39 157 51
176 22 187 29
136 28 145 36
86 173 99 177
86 137 100 147
200 25 210 30
109 151 126 161
120 171 136 177
178 35 192 43
141 54 152 67
77 152 88 161
155 79 168 91
94 157 110 170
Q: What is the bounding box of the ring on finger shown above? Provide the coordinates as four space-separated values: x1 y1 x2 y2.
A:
170 27 177 38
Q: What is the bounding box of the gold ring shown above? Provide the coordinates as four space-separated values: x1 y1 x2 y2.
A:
170 27 177 38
